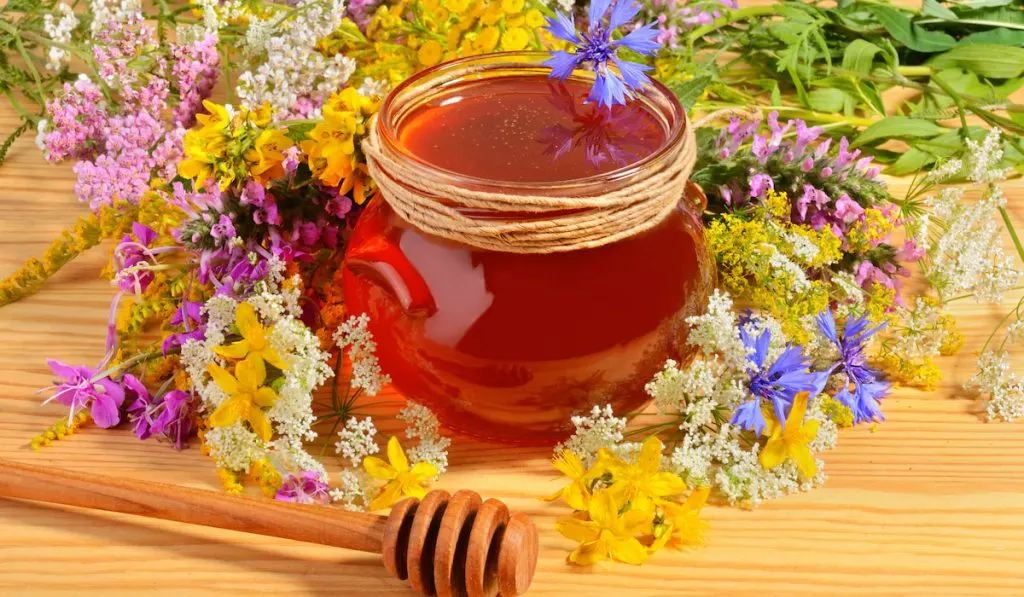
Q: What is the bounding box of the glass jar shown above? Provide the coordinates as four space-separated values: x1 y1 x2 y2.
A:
342 52 713 445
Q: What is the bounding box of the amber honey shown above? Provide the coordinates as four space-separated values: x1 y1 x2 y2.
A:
343 57 711 444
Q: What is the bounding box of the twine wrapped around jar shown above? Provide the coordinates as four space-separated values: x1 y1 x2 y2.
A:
361 83 698 254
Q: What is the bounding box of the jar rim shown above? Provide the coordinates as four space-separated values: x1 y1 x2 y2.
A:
375 51 688 193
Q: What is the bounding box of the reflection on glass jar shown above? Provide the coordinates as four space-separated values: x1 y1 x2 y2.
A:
343 52 713 445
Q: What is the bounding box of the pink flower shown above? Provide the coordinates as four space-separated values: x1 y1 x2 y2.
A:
834 194 865 223
43 360 126 428
275 472 331 504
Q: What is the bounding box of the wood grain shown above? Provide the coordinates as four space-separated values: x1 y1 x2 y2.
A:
3 32 1024 597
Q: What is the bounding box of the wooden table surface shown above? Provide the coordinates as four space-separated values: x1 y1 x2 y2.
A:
3 71 1024 597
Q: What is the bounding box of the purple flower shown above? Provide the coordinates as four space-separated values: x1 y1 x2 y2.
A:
129 388 196 449
816 309 890 424
730 326 821 435
544 0 662 108
43 360 126 428
275 472 331 504
163 300 207 355
114 222 159 293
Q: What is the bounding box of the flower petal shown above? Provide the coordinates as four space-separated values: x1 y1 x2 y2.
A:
208 396 244 428
261 346 290 371
90 394 121 428
568 539 608 566
557 516 602 543
588 0 612 30
235 302 263 344
646 472 686 498
611 57 651 91
386 436 409 472
544 50 580 81
544 12 580 44
235 354 267 391
409 461 438 481
637 435 663 475
608 0 641 31
588 489 618 529
552 450 585 479
619 508 654 536
607 535 648 565
369 481 405 511
790 444 818 478
206 363 239 395
363 456 398 481
253 386 278 408
564 481 591 511
214 340 251 359
614 22 661 55
247 407 273 442
759 438 787 470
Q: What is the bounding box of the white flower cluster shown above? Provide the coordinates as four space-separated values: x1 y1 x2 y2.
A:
965 128 1010 184
398 401 452 476
357 77 390 101
967 351 1024 422
889 297 949 361
183 288 332 474
330 469 376 511
235 0 357 116
918 185 1021 304
43 3 78 72
334 313 391 396
336 417 379 467
684 289 750 370
554 405 628 468
89 0 141 35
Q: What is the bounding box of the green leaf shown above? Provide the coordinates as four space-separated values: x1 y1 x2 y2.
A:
841 39 882 74
669 75 712 111
870 5 957 53
852 116 948 147
958 28 1024 46
808 88 849 112
959 0 1013 7
884 148 936 175
929 45 1024 78
922 0 958 20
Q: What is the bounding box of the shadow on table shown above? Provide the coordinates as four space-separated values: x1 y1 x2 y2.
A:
0 498 411 595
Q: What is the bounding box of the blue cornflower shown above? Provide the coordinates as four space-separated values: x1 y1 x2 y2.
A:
731 325 823 436
544 0 662 108
816 309 890 424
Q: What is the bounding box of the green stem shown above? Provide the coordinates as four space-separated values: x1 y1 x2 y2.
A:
916 18 1024 31
930 73 970 135
897 66 934 77
686 5 779 46
999 206 1024 265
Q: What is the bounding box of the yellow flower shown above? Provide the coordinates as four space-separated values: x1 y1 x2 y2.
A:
481 2 504 25
178 129 223 188
500 0 523 13
445 0 470 11
524 8 545 28
206 354 279 442
245 127 293 185
214 302 290 371
363 436 438 510
300 88 374 190
556 489 653 566
474 25 501 51
759 391 820 478
194 100 231 137
501 27 529 51
600 435 686 511
418 39 444 66
542 450 600 510
650 486 710 553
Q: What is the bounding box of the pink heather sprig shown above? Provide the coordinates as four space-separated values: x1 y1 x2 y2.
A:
644 0 739 48
42 76 108 162
170 33 221 127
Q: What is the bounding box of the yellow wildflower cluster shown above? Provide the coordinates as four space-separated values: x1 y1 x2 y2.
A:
205 303 288 442
218 467 245 495
707 191 840 342
251 458 285 498
875 347 941 391
817 395 855 428
29 411 92 450
546 436 710 566
0 201 137 307
327 0 551 85
179 100 293 190
300 88 379 204
363 436 438 510
844 207 896 254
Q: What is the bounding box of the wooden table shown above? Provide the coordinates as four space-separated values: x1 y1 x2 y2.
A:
3 84 1024 597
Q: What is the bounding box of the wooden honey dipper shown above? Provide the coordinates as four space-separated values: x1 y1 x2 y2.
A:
0 458 538 596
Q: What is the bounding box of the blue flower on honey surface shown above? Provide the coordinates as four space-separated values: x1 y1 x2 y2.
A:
731 326 820 436
759 391 820 478
544 0 662 108
556 489 654 566
816 309 890 424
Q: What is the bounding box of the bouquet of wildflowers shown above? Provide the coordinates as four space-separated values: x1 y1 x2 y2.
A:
2 0 1023 569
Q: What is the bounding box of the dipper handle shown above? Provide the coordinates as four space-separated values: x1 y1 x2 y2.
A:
0 457 387 553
